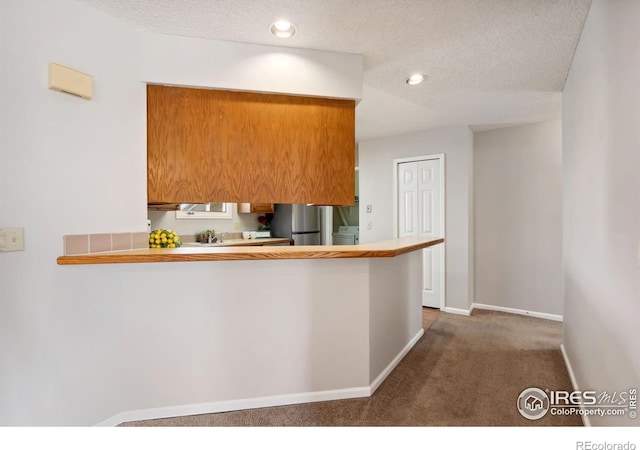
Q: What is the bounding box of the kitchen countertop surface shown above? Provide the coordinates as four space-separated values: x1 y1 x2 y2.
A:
182 238 291 247
57 237 444 265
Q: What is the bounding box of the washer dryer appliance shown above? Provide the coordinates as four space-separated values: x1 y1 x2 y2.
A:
332 226 359 245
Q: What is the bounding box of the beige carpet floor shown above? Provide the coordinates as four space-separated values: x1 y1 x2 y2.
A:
121 309 582 427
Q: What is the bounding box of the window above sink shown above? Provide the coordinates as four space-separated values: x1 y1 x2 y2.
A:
175 203 233 220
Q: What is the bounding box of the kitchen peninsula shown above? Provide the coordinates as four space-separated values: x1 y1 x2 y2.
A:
57 237 443 425
57 237 441 264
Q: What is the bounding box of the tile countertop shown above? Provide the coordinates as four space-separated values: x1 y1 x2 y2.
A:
182 238 291 247
56 237 444 265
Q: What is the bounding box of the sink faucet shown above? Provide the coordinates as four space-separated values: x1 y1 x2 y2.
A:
219 232 225 243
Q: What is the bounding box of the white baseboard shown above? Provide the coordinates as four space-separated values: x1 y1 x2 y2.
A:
443 306 473 316
97 329 425 427
369 328 424 394
560 344 589 427
472 303 562 322
96 385 371 427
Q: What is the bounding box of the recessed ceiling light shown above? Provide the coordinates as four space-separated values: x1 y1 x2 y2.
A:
405 73 427 85
270 20 296 39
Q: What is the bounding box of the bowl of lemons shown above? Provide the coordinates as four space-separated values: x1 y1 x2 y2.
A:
149 229 182 248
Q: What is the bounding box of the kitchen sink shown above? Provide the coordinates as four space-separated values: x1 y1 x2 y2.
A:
182 239 252 247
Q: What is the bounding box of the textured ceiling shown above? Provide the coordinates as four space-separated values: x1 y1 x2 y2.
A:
78 0 591 141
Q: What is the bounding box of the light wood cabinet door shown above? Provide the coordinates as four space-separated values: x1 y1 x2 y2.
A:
147 85 355 205
237 203 274 214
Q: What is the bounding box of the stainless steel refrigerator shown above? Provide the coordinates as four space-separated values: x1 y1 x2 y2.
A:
270 204 321 245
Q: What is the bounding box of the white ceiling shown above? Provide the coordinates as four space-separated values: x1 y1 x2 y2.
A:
78 0 591 141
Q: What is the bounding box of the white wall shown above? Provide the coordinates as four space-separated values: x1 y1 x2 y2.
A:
107 257 372 425
369 251 423 383
358 126 474 311
562 0 640 426
0 0 363 425
138 32 363 100
474 121 563 316
0 0 146 426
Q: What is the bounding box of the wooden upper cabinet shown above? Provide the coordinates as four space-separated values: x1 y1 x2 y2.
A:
237 203 275 214
147 85 356 205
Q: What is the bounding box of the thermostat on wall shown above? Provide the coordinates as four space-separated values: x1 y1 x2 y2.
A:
48 63 93 100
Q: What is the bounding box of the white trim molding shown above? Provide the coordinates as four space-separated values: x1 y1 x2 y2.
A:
472 303 562 322
443 306 473 316
97 386 371 427
370 328 424 394
97 329 425 427
561 344 590 427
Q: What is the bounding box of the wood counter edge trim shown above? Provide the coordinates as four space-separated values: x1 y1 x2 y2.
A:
57 238 444 265
390 238 444 257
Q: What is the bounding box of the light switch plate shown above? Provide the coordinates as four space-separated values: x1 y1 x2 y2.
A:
0 227 24 252
366 205 372 213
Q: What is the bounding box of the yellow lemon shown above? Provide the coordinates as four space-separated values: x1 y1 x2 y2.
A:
169 243 176 248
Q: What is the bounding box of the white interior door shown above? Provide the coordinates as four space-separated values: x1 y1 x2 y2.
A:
397 159 443 309
398 162 418 237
